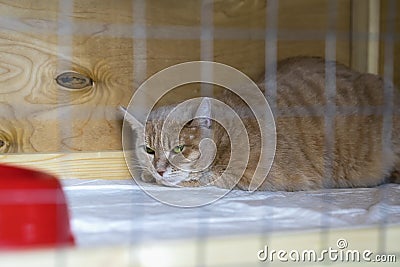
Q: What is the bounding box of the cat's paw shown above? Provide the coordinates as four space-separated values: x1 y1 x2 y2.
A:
177 180 202 187
141 171 156 183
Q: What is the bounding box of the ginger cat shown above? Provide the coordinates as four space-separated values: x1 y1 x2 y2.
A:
120 57 400 191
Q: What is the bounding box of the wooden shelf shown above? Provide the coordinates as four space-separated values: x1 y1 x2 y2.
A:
0 151 131 180
0 225 398 267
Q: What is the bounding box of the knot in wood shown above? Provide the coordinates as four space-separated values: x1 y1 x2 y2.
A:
56 72 93 90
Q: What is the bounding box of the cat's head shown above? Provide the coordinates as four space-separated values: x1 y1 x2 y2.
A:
120 98 216 187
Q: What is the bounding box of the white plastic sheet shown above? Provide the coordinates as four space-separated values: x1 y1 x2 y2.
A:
62 179 400 247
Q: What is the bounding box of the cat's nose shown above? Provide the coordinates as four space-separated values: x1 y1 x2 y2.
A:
157 170 165 177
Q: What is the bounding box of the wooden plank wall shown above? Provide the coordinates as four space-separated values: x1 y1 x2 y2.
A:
0 0 353 153
380 0 400 87
351 0 381 74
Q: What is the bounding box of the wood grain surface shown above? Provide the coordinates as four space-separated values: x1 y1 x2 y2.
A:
0 151 130 179
0 0 354 153
380 0 400 87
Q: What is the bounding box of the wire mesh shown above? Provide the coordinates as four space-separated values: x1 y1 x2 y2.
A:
0 0 399 266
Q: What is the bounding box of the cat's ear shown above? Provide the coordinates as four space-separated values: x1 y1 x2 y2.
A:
187 98 212 128
187 118 212 128
117 106 144 129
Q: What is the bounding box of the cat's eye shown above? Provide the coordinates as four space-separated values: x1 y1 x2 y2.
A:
145 146 155 154
173 145 185 153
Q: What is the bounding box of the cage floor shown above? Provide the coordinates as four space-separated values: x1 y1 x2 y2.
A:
62 179 400 247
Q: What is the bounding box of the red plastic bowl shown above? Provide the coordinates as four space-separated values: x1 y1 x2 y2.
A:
0 164 75 249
